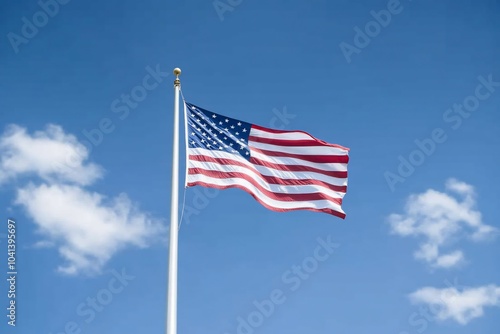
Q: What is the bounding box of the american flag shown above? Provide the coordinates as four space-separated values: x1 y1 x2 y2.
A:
185 102 349 219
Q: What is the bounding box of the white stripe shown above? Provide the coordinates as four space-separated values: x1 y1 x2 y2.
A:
249 140 349 156
250 127 314 141
187 174 345 214
188 148 348 187
188 160 346 199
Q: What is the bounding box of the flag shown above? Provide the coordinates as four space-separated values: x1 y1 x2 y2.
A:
185 102 349 219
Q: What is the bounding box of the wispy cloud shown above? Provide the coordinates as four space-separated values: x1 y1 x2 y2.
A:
387 179 497 268
0 124 164 275
409 285 500 325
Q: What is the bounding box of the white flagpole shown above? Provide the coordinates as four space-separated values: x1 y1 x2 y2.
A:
167 67 181 334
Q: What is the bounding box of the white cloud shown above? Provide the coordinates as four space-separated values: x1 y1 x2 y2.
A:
409 285 500 325
0 124 165 275
16 183 165 275
0 124 102 186
445 178 475 197
434 251 464 268
388 179 497 268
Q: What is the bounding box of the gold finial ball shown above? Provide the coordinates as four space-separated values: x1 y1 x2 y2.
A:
173 68 181 76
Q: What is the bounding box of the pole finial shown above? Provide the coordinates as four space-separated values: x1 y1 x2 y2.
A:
173 68 181 87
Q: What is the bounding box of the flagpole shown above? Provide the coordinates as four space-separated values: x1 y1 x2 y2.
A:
167 67 181 334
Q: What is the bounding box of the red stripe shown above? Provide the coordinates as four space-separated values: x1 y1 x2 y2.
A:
250 147 349 164
191 154 348 179
249 156 347 181
189 154 348 192
251 124 350 151
187 181 346 219
188 168 343 205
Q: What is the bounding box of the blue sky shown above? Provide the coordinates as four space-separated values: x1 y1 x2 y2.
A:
1 0 500 333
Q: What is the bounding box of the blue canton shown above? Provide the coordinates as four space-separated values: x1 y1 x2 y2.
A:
185 102 252 161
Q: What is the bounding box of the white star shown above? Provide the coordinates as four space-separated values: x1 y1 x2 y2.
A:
235 132 239 135
232 150 238 153
212 114 217 118
219 146 223 150
230 125 235 129
224 137 228 140
207 143 211 147
240 145 245 150
242 128 247 132
201 139 205 143
237 122 242 126
208 129 212 133
225 128 229 131
191 140 195 145
202 132 207 136
212 140 217 145
214 134 217 137
191 132 195 136
245 152 249 155
225 119 229 123
191 106 196 110
191 113 195 117
230 143 233 146
219 121 223 125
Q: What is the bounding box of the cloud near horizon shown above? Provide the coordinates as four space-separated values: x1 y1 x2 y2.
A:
0 124 165 275
409 285 500 325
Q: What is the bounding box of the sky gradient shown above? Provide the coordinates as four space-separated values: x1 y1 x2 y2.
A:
1 0 500 333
